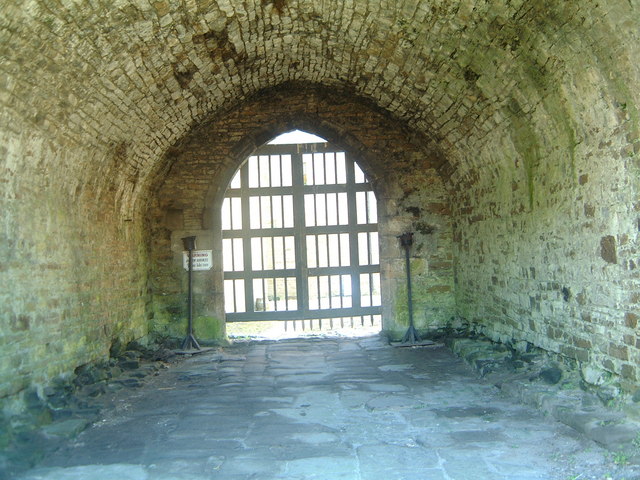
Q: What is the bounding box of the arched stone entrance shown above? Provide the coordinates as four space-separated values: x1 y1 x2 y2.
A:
148 85 454 343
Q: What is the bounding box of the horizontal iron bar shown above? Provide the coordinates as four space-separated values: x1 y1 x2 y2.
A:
224 186 297 196
304 224 378 234
307 265 380 275
226 306 382 322
223 228 296 238
224 183 372 196
223 225 377 238
253 144 338 155
223 264 379 278
224 269 298 279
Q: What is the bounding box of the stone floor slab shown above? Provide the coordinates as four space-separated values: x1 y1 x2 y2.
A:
14 335 640 480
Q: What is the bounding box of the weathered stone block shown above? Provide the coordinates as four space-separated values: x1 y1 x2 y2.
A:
621 364 637 381
609 344 629 361
118 359 140 370
600 236 618 264
581 365 609 386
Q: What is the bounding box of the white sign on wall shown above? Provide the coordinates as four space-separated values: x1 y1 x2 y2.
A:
183 250 213 271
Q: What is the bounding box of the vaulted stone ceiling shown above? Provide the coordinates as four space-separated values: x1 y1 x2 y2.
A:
3 0 637 215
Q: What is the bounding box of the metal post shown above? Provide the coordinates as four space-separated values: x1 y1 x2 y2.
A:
181 236 200 350
399 232 420 344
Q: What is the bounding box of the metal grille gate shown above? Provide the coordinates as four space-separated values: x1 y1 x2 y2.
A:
222 142 381 327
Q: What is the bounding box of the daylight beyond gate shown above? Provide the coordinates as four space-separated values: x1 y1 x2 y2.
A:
222 140 381 328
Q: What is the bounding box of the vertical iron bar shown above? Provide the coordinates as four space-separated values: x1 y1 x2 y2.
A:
270 194 275 229
365 189 369 223
284 272 289 311
346 157 361 310
369 272 374 307
292 150 308 317
270 236 275 271
231 279 237 313
322 152 327 186
272 277 276 311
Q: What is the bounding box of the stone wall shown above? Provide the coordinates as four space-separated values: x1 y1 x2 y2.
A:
148 84 455 341
451 10 640 391
0 122 149 409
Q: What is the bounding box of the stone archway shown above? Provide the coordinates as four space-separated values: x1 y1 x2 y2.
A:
149 85 454 343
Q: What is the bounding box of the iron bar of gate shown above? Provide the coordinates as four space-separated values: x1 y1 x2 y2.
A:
399 232 420 344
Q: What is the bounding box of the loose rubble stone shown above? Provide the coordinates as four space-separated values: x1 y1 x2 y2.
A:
118 360 141 371
446 334 640 462
0 341 179 476
41 419 91 439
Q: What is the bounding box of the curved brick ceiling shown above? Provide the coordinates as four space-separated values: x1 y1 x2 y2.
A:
2 1 638 214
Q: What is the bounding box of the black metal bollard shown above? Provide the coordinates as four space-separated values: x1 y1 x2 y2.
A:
181 236 201 350
398 232 420 344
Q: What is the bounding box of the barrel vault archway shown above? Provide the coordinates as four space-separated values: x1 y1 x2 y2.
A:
3 4 640 470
